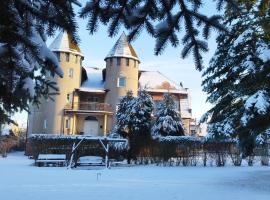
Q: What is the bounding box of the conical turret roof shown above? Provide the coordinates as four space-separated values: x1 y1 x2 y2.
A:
49 31 83 57
105 32 139 62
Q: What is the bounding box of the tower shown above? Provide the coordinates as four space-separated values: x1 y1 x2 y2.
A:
28 31 83 134
104 32 140 114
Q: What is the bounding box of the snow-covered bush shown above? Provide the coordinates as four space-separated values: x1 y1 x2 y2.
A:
0 135 18 157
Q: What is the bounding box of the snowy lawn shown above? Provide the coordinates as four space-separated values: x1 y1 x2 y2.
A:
0 152 270 200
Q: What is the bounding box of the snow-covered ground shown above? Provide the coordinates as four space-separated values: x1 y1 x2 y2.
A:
0 152 270 200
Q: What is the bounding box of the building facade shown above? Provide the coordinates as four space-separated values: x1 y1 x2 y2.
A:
28 32 192 136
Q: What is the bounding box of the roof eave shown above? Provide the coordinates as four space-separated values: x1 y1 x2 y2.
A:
104 55 140 63
51 49 84 57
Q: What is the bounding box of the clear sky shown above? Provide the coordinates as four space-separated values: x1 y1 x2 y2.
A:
13 1 219 127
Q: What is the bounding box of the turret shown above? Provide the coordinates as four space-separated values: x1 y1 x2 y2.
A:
104 32 140 113
28 31 83 134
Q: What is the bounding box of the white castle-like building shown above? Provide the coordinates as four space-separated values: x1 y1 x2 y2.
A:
28 32 193 136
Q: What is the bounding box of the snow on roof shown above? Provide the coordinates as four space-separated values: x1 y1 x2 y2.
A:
105 32 139 62
49 31 83 57
79 68 189 97
79 67 105 93
139 71 187 94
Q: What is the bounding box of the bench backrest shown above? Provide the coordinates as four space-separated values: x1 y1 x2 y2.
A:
78 156 103 163
38 154 66 160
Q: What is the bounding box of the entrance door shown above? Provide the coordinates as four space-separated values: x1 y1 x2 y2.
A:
83 116 99 136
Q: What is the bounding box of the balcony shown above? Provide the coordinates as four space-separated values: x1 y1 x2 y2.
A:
64 102 113 114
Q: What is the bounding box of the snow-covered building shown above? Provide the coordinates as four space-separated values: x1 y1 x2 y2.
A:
28 32 192 136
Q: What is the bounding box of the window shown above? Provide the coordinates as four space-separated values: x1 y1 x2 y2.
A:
134 60 136 68
43 119 47 129
65 53 70 62
174 100 180 111
117 58 121 66
117 76 126 87
65 118 70 129
75 55 78 63
68 68 73 78
126 58 129 66
67 93 72 104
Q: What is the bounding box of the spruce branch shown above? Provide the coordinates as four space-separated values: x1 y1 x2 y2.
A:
80 0 232 70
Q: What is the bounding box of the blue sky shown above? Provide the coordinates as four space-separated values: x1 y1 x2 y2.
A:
14 1 219 126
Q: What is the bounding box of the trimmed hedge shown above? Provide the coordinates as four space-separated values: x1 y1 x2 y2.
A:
26 134 269 166
26 134 127 163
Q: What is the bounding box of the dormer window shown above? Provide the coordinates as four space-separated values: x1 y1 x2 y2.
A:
126 58 129 66
117 58 121 66
117 75 126 87
65 53 70 62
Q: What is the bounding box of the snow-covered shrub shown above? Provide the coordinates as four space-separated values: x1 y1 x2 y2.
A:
229 146 242 166
0 135 18 157
203 138 235 167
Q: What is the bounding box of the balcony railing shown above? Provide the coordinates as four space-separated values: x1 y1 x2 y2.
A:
65 102 112 112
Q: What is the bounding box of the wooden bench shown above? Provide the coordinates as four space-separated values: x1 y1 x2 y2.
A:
109 159 127 167
35 154 67 167
75 156 104 167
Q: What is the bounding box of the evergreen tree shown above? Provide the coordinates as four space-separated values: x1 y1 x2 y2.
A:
0 1 80 125
115 90 134 137
202 1 270 156
152 93 184 137
80 0 237 70
115 90 154 163
116 90 154 137
130 90 154 137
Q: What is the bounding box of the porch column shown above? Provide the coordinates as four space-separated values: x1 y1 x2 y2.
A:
73 90 80 110
103 114 107 136
72 115 77 135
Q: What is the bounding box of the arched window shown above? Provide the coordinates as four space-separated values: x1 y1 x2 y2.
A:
117 75 126 87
